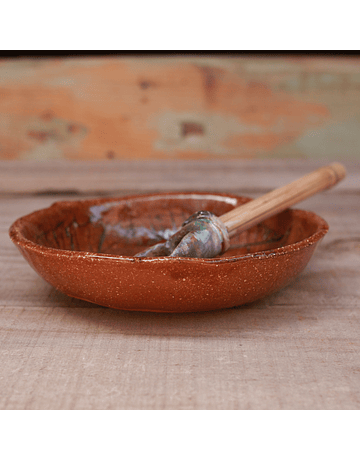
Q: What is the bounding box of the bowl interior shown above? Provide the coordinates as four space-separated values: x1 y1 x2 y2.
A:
17 193 324 259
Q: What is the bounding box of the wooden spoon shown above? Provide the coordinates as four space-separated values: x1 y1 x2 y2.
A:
135 162 346 258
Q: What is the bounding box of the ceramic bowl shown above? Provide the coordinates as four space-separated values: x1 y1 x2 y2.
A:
9 192 328 313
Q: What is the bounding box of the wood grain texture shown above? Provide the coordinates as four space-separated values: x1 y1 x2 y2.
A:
1 160 359 409
1 159 359 195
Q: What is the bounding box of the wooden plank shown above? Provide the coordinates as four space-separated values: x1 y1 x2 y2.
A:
1 56 360 161
1 159 359 195
0 302 358 410
1 161 359 409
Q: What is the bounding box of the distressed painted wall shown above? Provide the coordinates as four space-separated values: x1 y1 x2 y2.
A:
0 55 360 160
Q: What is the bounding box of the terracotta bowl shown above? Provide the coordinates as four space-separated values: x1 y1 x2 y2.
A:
9 192 328 313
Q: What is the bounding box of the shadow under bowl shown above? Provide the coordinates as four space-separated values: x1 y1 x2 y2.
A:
9 192 329 313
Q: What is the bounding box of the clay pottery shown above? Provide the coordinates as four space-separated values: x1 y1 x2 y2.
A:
9 192 329 313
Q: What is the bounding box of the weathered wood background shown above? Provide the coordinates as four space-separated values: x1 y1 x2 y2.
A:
1 160 359 409
1 55 360 161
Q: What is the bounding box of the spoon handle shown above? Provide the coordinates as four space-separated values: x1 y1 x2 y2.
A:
220 162 346 237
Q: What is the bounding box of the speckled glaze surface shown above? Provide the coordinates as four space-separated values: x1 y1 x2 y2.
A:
9 192 329 313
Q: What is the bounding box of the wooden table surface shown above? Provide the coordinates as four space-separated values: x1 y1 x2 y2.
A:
1 159 359 410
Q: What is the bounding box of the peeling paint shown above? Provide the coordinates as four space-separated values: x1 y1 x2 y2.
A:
295 117 360 158
150 111 263 155
197 65 223 106
0 112 87 160
0 56 359 160
21 139 64 160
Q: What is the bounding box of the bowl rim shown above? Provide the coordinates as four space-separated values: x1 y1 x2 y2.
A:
9 191 329 264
